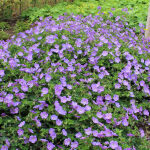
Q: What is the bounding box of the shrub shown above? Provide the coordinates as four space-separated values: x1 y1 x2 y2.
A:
0 9 150 150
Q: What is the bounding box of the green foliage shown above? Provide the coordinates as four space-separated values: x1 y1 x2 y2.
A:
14 20 31 34
0 22 10 30
20 0 149 33
0 31 10 40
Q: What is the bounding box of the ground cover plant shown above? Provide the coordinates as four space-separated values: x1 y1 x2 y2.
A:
21 0 149 33
0 7 150 150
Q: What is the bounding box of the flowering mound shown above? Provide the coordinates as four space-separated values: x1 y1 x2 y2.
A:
0 11 150 150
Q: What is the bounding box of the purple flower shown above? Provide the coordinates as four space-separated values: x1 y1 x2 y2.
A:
0 70 5 77
21 85 28 92
45 74 52 82
76 106 85 114
1 145 8 150
4 94 13 103
81 98 88 105
139 128 145 137
10 107 19 114
49 128 56 139
64 138 71 146
145 59 150 66
75 132 82 138
40 139 48 142
55 84 64 96
109 140 118 149
84 127 92 135
5 139 10 147
18 121 25 127
92 117 99 123
62 129 67 136
115 83 121 89
102 51 108 56
56 119 63 126
17 128 24 136
29 135 37 143
97 6 101 10
127 133 134 137
71 141 78 149
122 119 129 126
92 130 99 137
36 119 41 127
51 115 58 120
105 94 111 100
113 94 119 101
104 113 112 120
143 109 149 116
85 105 91 111
91 82 100 92
47 142 55 150
96 112 103 118
75 38 82 47
60 96 68 103
41 88 48 96
40 112 48 119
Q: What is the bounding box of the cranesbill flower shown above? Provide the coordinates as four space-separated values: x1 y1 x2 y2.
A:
102 51 108 56
84 127 92 135
96 112 103 118
85 105 91 111
92 117 99 123
47 142 55 150
113 94 119 101
75 132 82 138
5 139 10 147
49 128 56 139
10 107 19 114
0 70 5 77
104 113 112 120
4 94 13 103
81 98 88 105
64 138 71 146
18 121 25 127
17 128 24 136
139 128 145 137
127 133 134 137
71 141 78 149
55 84 63 96
51 115 58 120
143 109 149 116
62 129 67 136
56 119 62 126
29 135 37 143
41 88 48 96
21 85 28 92
40 112 48 119
45 74 52 82
105 94 111 101
122 119 129 126
76 106 85 114
115 83 121 89
1 145 8 150
109 140 118 149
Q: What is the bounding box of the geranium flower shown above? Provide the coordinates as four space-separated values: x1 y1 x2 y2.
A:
29 135 37 143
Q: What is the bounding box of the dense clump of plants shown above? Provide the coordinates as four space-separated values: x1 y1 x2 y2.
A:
21 0 149 33
0 7 150 150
